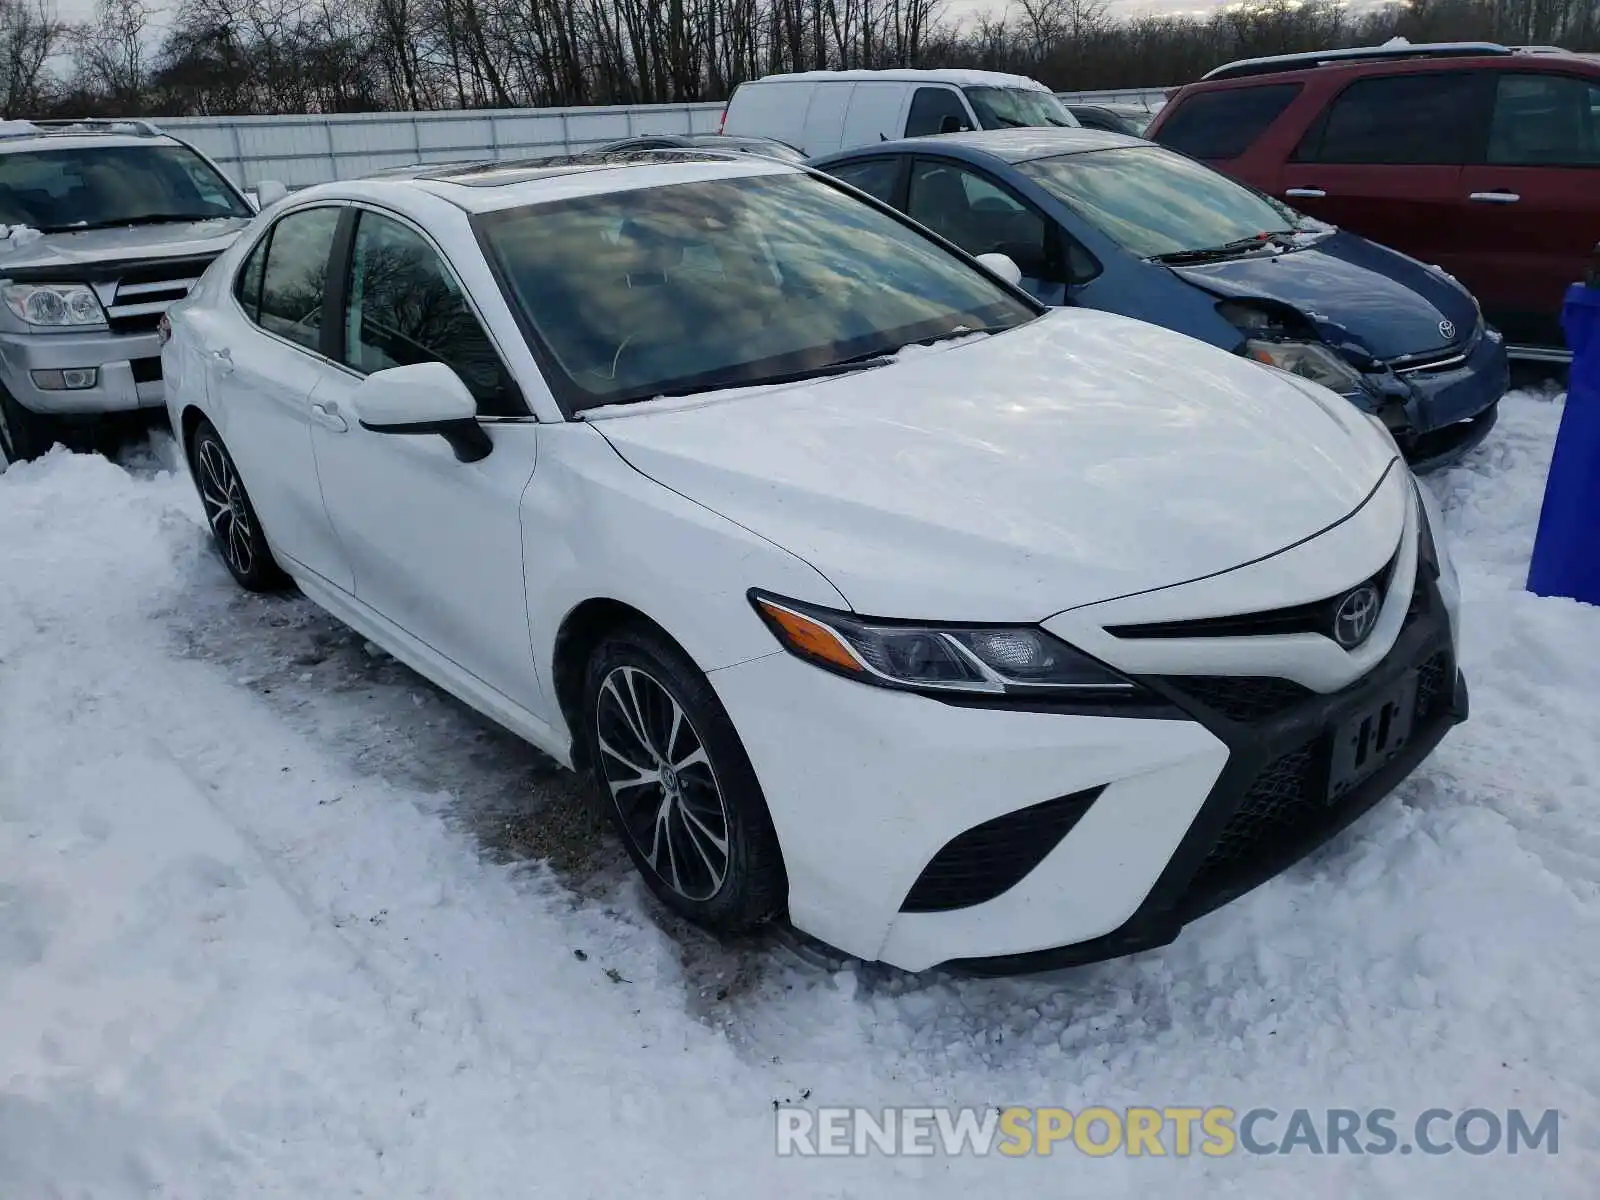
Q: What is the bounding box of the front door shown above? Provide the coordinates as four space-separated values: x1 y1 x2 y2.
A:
308 207 546 716
1455 70 1600 350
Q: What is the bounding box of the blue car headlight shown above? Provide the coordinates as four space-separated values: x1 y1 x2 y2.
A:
1243 338 1366 394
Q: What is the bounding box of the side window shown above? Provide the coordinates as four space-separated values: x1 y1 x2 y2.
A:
258 206 342 351
907 160 1054 278
233 237 266 323
1296 73 1486 165
344 211 519 416
1488 74 1600 166
1154 84 1302 159
826 158 901 204
905 87 972 138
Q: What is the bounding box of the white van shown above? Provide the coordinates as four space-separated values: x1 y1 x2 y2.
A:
719 69 1078 158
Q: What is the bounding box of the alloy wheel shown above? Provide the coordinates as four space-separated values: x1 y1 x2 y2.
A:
197 437 255 578
594 664 731 902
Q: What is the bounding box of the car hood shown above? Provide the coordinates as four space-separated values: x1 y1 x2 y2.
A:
590 309 1398 621
0 217 253 276
1168 231 1480 362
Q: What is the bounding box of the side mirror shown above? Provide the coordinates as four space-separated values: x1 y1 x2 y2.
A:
254 179 288 209
350 362 492 463
938 115 970 135
975 252 1023 287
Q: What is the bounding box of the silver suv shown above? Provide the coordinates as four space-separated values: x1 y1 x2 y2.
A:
0 120 267 463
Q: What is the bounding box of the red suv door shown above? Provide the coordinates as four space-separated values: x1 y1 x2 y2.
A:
1456 68 1600 351
1279 71 1490 287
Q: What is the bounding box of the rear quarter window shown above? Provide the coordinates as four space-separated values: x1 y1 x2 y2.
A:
1154 83 1303 159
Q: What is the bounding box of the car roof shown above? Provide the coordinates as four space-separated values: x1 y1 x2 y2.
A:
747 68 1052 92
830 126 1147 164
0 127 181 155
333 151 801 213
1198 40 1597 84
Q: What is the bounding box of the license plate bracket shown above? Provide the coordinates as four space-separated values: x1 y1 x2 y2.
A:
1327 673 1419 801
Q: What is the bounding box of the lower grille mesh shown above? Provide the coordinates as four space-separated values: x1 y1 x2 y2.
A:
1162 676 1314 722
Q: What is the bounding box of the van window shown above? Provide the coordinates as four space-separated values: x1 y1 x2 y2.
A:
962 87 1076 130
1155 84 1302 159
1488 73 1600 166
1294 73 1485 165
906 88 972 137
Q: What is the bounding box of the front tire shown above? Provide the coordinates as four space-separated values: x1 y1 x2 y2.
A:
188 418 288 591
0 387 58 464
582 623 786 933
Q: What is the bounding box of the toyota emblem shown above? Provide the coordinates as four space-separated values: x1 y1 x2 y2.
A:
1438 318 1457 341
1333 584 1381 649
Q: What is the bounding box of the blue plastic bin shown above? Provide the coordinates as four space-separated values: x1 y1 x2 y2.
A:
1527 281 1600 604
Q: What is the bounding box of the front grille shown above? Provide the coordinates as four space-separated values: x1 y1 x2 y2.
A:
1161 676 1314 722
1187 741 1321 901
103 254 217 337
1179 652 1454 913
900 786 1103 913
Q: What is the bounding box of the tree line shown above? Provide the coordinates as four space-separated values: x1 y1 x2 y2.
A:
0 0 1596 119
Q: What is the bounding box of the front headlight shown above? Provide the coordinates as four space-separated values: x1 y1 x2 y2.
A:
3 283 107 327
1244 339 1365 393
750 592 1153 702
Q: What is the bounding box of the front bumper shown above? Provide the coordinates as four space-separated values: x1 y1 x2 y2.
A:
0 328 164 415
1363 324 1508 473
714 537 1462 974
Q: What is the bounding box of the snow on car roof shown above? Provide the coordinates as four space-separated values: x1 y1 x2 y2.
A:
749 68 1052 91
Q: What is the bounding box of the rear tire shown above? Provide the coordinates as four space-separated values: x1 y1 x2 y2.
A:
188 418 289 591
582 622 787 933
0 387 58 464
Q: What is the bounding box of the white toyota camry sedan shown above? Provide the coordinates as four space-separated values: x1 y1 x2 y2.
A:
161 151 1466 973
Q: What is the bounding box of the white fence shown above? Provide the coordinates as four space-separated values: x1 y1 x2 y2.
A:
161 102 726 188
159 87 1168 189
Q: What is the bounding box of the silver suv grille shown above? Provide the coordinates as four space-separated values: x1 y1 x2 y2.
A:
98 253 219 335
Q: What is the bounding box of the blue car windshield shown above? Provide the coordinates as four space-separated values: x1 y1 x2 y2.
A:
1018 145 1311 260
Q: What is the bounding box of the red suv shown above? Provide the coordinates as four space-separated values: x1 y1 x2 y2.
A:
1148 42 1600 361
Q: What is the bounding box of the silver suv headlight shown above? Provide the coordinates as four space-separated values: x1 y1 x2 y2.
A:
3 283 107 327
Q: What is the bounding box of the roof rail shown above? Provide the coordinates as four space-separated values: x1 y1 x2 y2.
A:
1201 41 1513 82
27 118 164 138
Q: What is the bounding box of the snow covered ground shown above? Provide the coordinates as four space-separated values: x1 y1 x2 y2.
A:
1 390 1596 1197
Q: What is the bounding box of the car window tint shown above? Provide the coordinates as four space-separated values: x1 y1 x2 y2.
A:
1019 145 1298 260
908 160 1053 278
476 172 1036 410
234 237 266 322
1154 84 1301 159
1488 73 1600 165
344 211 519 416
258 207 341 351
905 87 971 137
826 158 900 203
1297 73 1484 164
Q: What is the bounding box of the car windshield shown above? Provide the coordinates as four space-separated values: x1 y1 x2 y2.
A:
1017 145 1308 260
476 171 1037 411
0 143 252 232
964 87 1077 129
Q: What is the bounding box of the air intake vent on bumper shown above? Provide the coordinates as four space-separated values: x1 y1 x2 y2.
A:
900 786 1105 914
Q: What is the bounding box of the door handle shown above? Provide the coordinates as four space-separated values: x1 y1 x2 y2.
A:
1468 191 1520 204
1285 187 1326 199
209 347 233 374
309 400 348 432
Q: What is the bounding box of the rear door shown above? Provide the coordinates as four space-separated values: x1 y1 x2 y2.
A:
802 83 855 156
1152 82 1304 184
1457 69 1600 349
1280 71 1489 282
840 82 908 150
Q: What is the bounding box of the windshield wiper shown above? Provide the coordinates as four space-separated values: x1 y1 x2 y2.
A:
46 212 234 233
1151 232 1294 264
579 351 896 411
